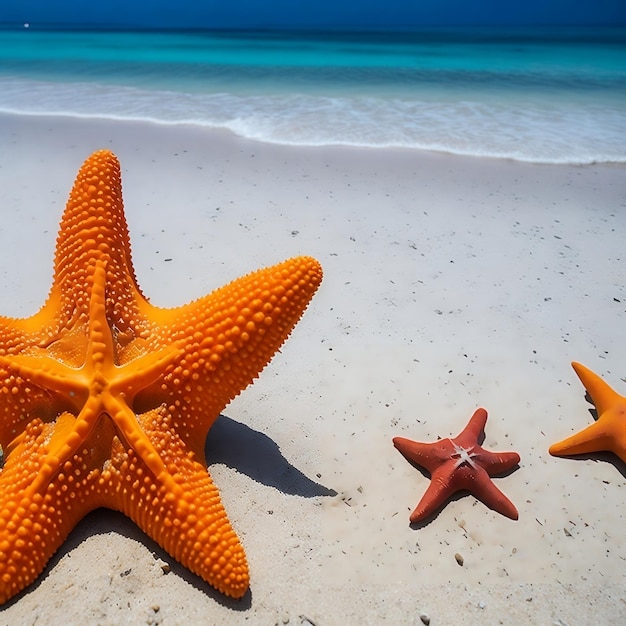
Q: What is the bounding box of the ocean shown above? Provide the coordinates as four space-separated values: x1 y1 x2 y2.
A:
0 27 625 164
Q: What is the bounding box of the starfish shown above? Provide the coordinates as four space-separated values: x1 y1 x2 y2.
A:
549 361 626 464
0 150 322 604
393 408 520 523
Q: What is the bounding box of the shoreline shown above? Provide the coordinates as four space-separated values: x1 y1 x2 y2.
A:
1 68 625 164
3 108 624 167
0 112 625 624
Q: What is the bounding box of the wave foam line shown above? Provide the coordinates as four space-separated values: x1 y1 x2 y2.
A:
1 79 625 165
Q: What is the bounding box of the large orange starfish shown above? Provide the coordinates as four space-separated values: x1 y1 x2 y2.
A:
393 408 520 523
549 361 626 464
0 150 322 604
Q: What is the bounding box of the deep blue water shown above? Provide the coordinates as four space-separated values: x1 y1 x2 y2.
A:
1 27 625 163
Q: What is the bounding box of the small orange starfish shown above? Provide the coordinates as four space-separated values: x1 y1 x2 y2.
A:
393 408 520 523
0 150 322 604
549 361 626 464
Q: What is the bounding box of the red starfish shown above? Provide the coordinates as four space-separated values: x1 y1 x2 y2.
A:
393 408 520 523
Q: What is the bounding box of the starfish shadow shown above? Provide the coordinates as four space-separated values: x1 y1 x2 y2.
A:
205 414 337 498
584 393 598 420
2 508 252 611
554 450 626 478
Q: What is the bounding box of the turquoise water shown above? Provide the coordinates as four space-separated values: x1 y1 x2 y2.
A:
1 27 625 163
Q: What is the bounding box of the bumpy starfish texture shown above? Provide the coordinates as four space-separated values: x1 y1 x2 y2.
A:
0 150 322 604
393 408 520 523
549 362 626 464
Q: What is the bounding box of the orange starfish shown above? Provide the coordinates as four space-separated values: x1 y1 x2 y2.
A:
0 150 322 604
393 408 520 523
549 361 626 464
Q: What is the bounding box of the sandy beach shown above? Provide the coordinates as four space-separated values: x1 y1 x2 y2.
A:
0 112 624 624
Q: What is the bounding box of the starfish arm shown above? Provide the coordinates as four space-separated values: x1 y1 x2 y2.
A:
85 259 181 385
101 409 250 598
85 259 182 392
0 421 93 604
409 464 460 523
549 417 626 463
572 361 624 416
0 304 68 446
393 436 452 474
120 461 249 599
136 256 323 446
468 467 519 520
52 151 142 311
114 344 182 395
475 448 521 475
101 395 177 487
0 353 86 402
455 407 487 447
29 398 104 493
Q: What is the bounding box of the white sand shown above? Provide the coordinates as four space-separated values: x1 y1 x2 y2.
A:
0 112 624 624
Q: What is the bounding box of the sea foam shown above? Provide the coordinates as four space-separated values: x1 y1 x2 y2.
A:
1 77 624 164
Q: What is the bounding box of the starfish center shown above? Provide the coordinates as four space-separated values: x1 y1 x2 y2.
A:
452 443 478 469
0 260 182 493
